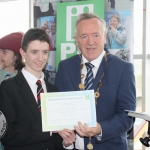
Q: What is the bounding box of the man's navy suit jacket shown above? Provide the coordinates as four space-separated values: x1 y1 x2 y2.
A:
54 50 136 150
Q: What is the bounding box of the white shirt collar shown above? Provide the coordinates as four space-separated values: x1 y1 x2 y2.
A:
22 68 45 86
82 50 105 68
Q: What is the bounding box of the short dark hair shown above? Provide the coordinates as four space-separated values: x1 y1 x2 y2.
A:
21 28 50 52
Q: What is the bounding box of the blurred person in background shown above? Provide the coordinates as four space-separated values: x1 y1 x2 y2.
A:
0 32 24 83
40 20 49 30
106 14 127 49
50 22 56 50
44 28 53 50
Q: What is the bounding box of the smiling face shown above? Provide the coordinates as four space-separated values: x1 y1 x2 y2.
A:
110 17 119 28
20 40 49 78
75 18 106 62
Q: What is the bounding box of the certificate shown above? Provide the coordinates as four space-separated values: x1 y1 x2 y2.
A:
41 90 96 131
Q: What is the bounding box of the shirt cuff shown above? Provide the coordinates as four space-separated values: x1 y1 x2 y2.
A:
95 129 102 141
63 141 74 149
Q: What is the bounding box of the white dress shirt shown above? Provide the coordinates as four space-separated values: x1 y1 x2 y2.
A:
22 68 52 137
22 68 47 101
64 50 105 150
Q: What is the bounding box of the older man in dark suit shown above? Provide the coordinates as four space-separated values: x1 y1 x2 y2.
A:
55 13 136 150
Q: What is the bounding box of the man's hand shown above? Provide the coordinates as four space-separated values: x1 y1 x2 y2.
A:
58 129 76 147
74 122 101 137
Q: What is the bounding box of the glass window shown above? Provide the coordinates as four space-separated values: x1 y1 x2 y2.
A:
134 59 142 112
0 0 29 38
146 0 150 54
133 0 143 55
133 0 143 115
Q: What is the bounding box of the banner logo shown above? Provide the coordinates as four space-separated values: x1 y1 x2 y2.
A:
66 4 94 41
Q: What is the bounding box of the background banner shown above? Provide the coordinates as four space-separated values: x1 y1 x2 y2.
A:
33 0 134 86
56 0 104 68
104 0 134 63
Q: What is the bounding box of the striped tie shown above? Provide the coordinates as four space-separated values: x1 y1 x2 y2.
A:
36 80 44 112
84 62 94 90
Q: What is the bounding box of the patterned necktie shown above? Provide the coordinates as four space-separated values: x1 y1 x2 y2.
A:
84 62 94 90
36 80 44 112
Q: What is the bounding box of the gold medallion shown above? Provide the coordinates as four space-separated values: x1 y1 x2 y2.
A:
79 83 84 89
94 91 100 98
81 74 85 79
87 143 93 150
80 64 84 69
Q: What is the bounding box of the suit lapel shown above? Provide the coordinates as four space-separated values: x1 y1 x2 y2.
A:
92 57 106 90
71 55 81 91
45 78 55 92
16 72 41 121
92 50 112 90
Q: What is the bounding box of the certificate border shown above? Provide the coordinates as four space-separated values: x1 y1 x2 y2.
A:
41 90 96 131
